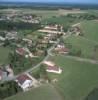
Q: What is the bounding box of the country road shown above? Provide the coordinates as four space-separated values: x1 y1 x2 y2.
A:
64 55 98 64
0 34 70 83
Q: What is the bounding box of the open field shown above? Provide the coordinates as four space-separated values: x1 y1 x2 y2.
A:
5 84 62 100
48 55 98 100
81 20 98 42
64 35 98 59
58 9 86 15
0 9 59 19
0 46 10 64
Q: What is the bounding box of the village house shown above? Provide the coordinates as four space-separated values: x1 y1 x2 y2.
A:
38 24 65 35
43 61 62 74
71 23 82 36
16 47 34 58
21 14 40 24
15 74 38 91
6 31 18 40
54 44 69 54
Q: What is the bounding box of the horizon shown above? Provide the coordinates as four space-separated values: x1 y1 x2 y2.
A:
0 0 98 5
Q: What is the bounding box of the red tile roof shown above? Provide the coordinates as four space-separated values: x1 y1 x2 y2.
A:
16 74 32 85
55 47 69 53
16 48 26 55
47 66 59 71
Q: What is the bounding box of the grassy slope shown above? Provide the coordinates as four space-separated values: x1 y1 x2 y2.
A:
64 35 98 58
49 55 98 100
5 84 62 100
0 47 10 64
81 20 98 42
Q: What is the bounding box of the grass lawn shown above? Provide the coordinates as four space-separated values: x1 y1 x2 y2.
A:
0 46 10 64
5 84 62 100
81 20 98 42
64 35 98 58
48 55 98 100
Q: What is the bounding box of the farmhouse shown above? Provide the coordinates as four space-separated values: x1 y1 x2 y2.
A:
16 47 34 58
46 65 62 74
43 61 62 74
16 48 26 56
54 44 69 54
16 74 38 91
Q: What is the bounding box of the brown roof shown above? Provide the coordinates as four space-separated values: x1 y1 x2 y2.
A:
16 48 26 55
47 66 59 71
16 74 32 85
55 47 69 52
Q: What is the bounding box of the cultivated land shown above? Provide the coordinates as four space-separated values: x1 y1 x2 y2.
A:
5 84 62 100
48 55 98 100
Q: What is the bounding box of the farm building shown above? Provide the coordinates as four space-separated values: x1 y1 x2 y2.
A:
15 74 38 91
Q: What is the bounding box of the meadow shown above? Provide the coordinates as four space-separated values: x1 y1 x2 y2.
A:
5 84 62 100
0 46 10 64
49 55 98 100
64 35 98 59
81 20 98 42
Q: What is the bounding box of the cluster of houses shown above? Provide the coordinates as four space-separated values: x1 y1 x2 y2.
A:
0 31 18 42
39 24 65 35
0 14 41 24
0 23 67 92
0 65 39 92
0 15 13 21
16 47 38 58
21 14 41 24
37 24 66 48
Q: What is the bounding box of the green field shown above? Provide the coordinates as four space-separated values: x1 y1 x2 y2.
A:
48 55 98 100
81 20 98 42
42 15 82 28
5 84 62 100
64 35 98 58
0 46 10 64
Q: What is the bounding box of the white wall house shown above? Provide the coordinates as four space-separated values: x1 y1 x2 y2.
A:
15 74 34 91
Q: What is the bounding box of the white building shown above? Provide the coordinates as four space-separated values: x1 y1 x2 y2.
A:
16 74 34 91
43 61 62 74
